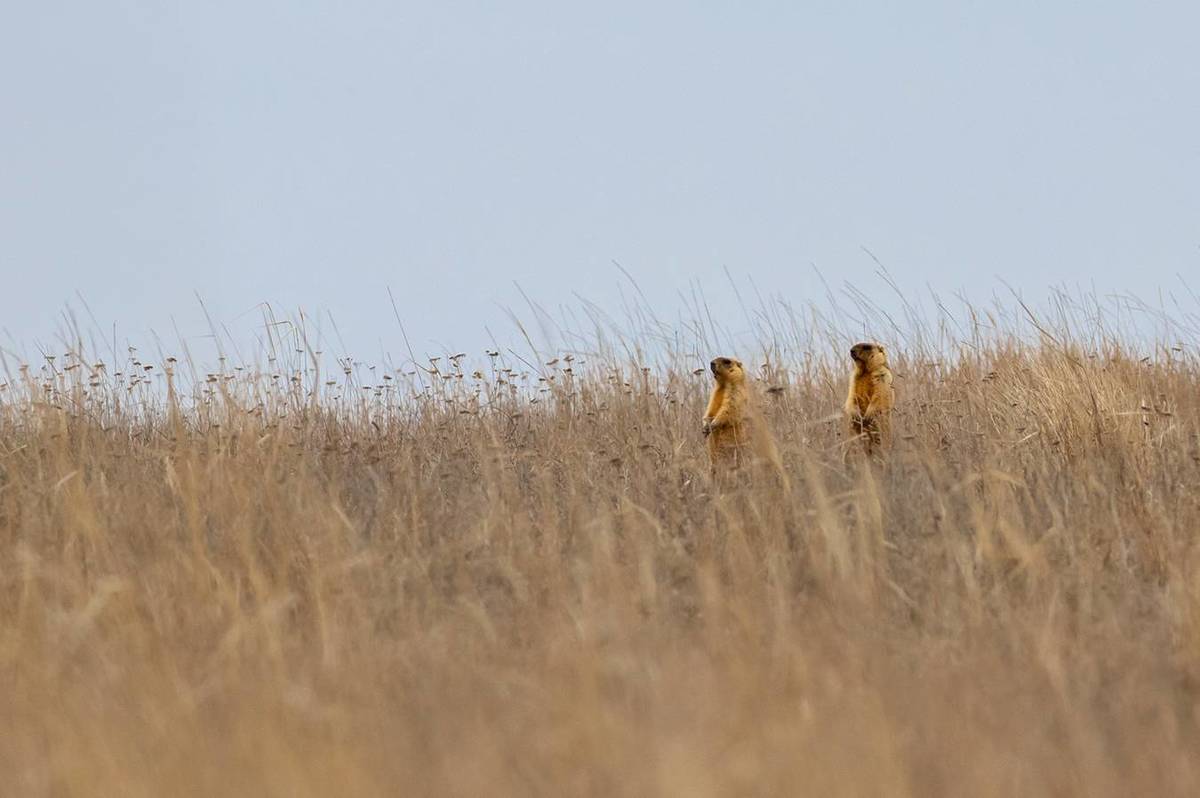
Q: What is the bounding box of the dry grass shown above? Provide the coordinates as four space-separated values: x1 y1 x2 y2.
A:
2 291 1200 796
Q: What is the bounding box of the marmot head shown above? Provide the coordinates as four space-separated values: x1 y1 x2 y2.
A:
710 356 745 385
850 342 888 371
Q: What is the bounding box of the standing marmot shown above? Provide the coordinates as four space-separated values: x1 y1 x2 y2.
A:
844 342 894 456
703 357 752 469
702 357 786 487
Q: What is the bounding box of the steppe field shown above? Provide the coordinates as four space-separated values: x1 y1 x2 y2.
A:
2 291 1199 797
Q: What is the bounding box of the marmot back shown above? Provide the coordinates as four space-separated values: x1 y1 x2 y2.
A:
844 342 894 456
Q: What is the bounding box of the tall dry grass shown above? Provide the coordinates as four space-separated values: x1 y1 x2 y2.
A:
2 290 1199 796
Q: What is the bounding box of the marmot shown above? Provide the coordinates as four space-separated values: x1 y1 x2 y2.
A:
702 358 785 485
703 357 752 469
844 342 894 456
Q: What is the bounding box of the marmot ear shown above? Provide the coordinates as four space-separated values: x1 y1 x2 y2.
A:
734 359 743 368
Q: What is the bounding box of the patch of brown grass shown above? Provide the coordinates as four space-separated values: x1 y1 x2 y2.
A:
2 295 1199 796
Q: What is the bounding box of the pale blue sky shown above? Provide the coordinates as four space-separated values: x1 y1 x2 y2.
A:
2 2 1197 361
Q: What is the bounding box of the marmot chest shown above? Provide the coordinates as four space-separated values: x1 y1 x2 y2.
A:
850 371 887 410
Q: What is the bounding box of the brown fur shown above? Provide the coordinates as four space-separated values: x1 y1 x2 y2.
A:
844 342 895 456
